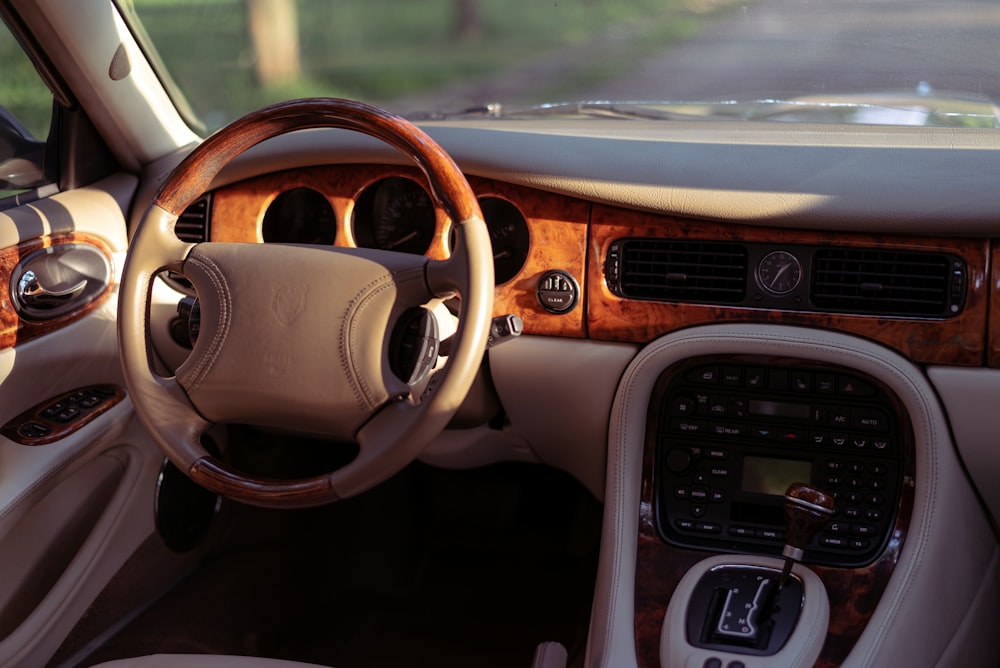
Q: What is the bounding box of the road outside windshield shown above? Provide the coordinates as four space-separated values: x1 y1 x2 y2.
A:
125 0 1000 131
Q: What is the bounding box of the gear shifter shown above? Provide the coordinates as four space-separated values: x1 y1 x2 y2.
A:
778 482 836 589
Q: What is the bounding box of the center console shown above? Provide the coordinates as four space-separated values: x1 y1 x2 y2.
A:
654 361 905 568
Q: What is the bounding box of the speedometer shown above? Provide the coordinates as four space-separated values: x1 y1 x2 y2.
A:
353 177 436 255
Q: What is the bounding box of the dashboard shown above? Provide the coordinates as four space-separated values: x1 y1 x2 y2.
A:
139 121 999 667
175 162 991 366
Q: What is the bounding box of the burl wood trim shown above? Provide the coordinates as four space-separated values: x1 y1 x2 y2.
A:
588 205 989 366
208 166 590 338
189 456 340 509
0 233 115 351
633 358 915 668
1 384 125 446
988 242 1000 368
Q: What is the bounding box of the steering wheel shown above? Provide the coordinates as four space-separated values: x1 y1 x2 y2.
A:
119 98 494 508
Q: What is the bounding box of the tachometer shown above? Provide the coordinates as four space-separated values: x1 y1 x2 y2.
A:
353 177 436 255
480 197 530 284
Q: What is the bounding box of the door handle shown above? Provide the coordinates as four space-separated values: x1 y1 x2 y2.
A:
17 270 88 309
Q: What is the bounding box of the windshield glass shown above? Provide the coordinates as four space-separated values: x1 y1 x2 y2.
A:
123 0 1000 132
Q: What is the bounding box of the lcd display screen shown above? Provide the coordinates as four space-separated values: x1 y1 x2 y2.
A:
742 456 812 496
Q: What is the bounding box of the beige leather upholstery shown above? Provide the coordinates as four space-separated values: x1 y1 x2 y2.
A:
89 655 329 668
531 641 568 668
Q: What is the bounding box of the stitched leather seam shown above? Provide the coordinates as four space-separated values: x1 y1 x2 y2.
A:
178 252 232 393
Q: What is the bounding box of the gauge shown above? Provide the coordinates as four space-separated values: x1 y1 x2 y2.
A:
353 177 436 255
756 250 802 295
480 197 530 284
261 187 336 244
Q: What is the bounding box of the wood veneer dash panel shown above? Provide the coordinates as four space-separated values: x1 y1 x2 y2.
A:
588 205 989 366
0 233 115 352
208 166 589 337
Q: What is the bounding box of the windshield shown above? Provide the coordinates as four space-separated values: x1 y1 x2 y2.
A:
122 0 1000 132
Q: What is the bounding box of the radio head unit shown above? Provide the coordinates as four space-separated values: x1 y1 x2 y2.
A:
654 359 907 568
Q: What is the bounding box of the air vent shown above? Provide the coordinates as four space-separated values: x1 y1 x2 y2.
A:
606 239 748 304
811 248 965 317
174 194 211 242
164 195 212 295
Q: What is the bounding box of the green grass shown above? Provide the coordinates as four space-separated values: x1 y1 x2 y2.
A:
129 0 724 131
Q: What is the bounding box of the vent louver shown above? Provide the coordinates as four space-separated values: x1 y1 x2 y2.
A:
606 239 748 303
811 248 964 317
174 194 211 242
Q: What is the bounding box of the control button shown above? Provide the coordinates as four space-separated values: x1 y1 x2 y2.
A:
745 368 766 388
768 369 789 391
852 408 889 432
676 519 696 532
709 466 729 478
824 474 842 486
18 422 51 439
690 503 707 518
826 460 843 471
721 367 743 386
712 424 745 438
790 371 812 392
847 477 864 489
872 438 891 451
728 525 755 538
710 489 727 503
728 662 747 668
665 448 692 473
79 393 103 409
848 538 871 550
852 438 868 449
693 366 719 384
867 493 885 506
830 408 850 428
832 435 848 447
690 487 709 502
704 658 723 668
752 427 774 440
864 509 883 522
820 535 849 548
708 397 728 416
870 479 886 491
55 406 81 423
756 528 784 541
673 486 690 500
811 432 830 445
779 429 805 443
728 398 747 418
843 507 861 519
847 462 865 474
815 373 837 393
870 463 887 476
706 448 729 460
827 521 849 534
854 524 878 537
839 376 876 396
671 419 706 435
811 405 829 424
845 491 864 505
695 522 722 534
670 396 697 416
41 402 65 418
694 472 710 485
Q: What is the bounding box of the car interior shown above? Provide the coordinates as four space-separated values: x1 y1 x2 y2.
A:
0 0 998 667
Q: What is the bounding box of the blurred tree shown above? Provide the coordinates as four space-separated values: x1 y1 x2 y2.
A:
454 0 481 42
246 0 301 86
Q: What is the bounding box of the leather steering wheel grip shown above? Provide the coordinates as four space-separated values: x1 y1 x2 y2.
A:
118 98 494 508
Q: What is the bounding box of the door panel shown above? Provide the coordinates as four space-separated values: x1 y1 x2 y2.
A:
0 174 168 667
